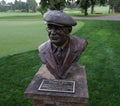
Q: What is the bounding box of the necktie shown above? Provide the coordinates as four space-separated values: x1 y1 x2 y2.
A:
56 47 62 62
57 47 62 60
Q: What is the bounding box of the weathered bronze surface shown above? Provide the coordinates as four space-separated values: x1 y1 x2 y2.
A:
38 79 75 93
38 10 88 79
44 10 77 26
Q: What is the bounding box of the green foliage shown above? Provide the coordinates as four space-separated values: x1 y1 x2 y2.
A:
48 0 66 10
0 0 10 12
0 0 38 12
38 0 48 15
0 0 29 12
99 0 108 6
1 0 6 5
81 0 91 9
39 0 66 14
75 0 108 15
13 0 28 12
114 0 120 12
27 0 37 12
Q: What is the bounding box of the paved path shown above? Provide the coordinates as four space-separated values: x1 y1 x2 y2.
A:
0 15 120 21
73 15 120 21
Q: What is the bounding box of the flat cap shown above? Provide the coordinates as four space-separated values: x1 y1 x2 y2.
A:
43 10 77 26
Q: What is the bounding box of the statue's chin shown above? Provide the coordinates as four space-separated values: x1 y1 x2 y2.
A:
51 40 63 46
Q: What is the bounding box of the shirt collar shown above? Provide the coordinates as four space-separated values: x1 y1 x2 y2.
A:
51 38 69 53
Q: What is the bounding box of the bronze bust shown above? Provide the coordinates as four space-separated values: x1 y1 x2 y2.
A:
38 10 87 79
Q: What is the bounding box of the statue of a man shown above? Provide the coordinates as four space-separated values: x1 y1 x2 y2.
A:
38 10 87 79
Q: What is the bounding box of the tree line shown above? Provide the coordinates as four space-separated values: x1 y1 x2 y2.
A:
0 0 37 12
0 0 120 16
39 0 120 16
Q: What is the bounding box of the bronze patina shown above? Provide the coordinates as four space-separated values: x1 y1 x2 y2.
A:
38 10 88 79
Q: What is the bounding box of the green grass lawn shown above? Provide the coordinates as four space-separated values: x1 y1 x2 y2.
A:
0 20 120 106
0 20 81 58
0 12 42 19
0 20 47 58
76 20 120 106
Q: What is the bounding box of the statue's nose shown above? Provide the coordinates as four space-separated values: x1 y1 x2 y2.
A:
51 29 56 35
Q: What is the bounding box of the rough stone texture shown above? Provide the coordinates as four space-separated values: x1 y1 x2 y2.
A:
33 100 43 106
24 64 89 106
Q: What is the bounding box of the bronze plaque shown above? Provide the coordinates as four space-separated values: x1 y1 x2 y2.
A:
38 79 75 93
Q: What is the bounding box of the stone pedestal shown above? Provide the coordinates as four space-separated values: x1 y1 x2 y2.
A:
24 64 89 106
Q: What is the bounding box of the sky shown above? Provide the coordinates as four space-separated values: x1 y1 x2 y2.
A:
1 0 40 3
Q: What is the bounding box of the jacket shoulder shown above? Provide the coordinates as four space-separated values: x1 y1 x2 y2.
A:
70 36 88 51
38 40 50 63
38 40 50 53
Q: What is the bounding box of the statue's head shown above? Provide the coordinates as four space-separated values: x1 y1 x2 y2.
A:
43 10 77 46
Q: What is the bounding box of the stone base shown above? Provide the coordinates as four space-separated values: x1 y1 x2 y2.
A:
24 64 89 106
34 100 85 106
33 100 85 106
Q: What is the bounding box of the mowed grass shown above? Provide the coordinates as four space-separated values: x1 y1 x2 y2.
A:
0 12 42 19
0 50 41 106
0 20 120 106
75 20 120 106
0 20 81 58
0 20 48 58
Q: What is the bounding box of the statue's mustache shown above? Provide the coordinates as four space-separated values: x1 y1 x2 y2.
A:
50 34 60 39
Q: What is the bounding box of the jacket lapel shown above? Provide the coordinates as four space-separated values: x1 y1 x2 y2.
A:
45 44 61 78
61 38 77 75
44 37 78 78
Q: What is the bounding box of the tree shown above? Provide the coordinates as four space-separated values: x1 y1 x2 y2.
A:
0 0 9 12
38 0 48 15
84 0 90 16
27 0 37 12
12 0 28 12
14 0 19 10
108 0 114 13
113 0 120 13
65 0 76 9
7 2 13 10
90 0 96 14
90 0 108 14
76 0 91 16
21 2 28 12
75 0 108 16
39 0 66 14
108 0 120 13
48 0 66 10
1 0 6 5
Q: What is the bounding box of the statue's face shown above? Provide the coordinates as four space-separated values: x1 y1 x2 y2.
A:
47 24 70 46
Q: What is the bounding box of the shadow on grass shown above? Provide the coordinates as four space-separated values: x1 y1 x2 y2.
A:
0 50 42 106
